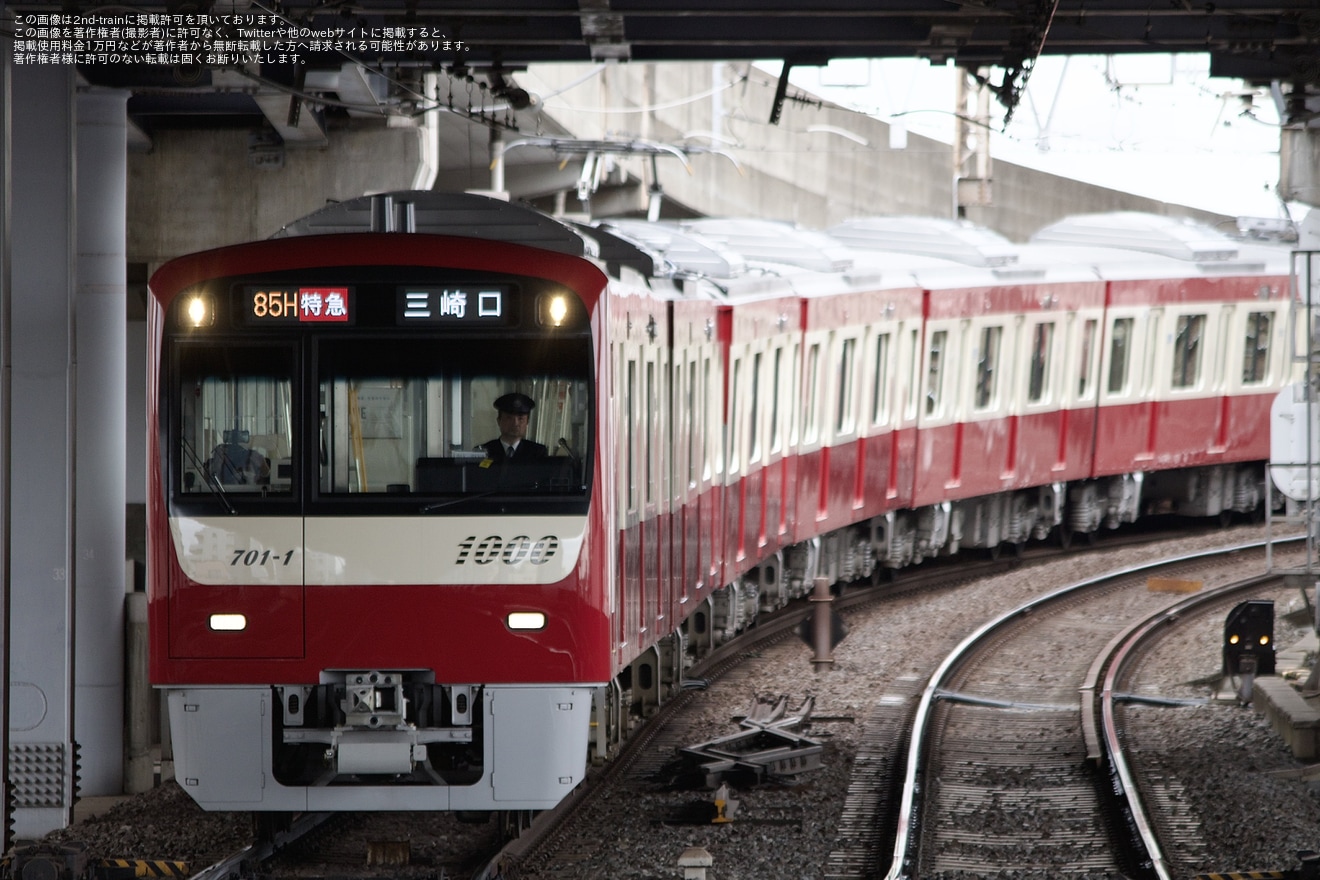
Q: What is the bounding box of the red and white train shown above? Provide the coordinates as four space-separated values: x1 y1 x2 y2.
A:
147 192 1294 816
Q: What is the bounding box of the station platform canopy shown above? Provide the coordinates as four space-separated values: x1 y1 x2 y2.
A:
16 0 1320 134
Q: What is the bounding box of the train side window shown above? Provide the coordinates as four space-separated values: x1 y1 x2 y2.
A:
836 337 857 434
925 330 948 417
905 327 921 421
871 332 891 427
1028 322 1054 404
728 357 742 475
646 359 656 504
1171 314 1206 389
770 346 784 454
804 343 822 443
1107 317 1134 394
974 325 1002 411
1077 319 1098 399
704 355 717 480
626 357 637 514
686 359 698 488
749 351 763 464
1242 311 1272 384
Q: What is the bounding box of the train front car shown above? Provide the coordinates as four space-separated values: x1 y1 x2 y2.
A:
147 194 611 813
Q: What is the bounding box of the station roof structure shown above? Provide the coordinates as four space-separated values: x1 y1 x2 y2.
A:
11 0 1320 137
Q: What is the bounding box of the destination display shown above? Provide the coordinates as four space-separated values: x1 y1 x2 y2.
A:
243 286 352 324
397 285 516 325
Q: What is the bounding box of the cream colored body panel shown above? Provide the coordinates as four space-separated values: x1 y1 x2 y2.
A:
171 514 587 585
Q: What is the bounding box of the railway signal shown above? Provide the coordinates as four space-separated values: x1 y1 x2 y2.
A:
1223 599 1276 702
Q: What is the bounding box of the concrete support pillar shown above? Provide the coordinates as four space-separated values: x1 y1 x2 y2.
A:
75 87 128 798
1282 127 1320 209
0 8 15 851
10 63 77 840
125 591 151 793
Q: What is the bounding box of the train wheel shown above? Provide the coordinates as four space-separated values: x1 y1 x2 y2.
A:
499 809 537 841
252 811 294 842
1054 524 1073 551
987 543 1002 561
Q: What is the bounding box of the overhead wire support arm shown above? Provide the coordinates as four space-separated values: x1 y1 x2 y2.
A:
498 135 742 202
769 60 793 125
978 0 1061 124
766 60 825 125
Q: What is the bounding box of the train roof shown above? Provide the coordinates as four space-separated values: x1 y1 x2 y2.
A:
605 217 864 278
1012 242 1286 281
1029 212 1237 261
828 216 1021 268
678 219 856 274
1022 212 1294 277
600 219 748 278
267 193 1292 297
599 218 878 300
607 214 1106 294
272 190 593 259
829 211 1291 280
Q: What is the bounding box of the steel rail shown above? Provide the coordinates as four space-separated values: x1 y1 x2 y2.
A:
1098 567 1285 880
882 534 1302 880
187 811 333 880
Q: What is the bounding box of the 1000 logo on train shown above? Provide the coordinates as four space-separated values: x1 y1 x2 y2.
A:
455 535 561 565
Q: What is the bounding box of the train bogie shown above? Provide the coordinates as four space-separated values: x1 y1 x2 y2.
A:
1141 463 1265 519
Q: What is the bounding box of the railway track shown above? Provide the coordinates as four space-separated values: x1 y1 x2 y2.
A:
141 524 1304 880
1098 565 1291 879
889 538 1303 880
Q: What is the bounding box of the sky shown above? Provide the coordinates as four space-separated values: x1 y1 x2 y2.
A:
784 55 1292 222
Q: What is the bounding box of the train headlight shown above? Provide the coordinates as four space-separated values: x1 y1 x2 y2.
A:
538 294 573 328
548 296 568 326
183 294 215 329
507 612 546 631
209 613 247 632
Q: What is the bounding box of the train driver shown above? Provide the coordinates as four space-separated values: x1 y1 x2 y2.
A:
480 392 549 462
207 428 271 486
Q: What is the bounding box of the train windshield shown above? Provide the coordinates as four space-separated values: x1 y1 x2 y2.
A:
175 343 296 497
172 335 592 508
316 336 591 499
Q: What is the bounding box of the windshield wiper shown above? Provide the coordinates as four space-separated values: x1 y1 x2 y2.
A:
420 489 503 513
181 435 236 515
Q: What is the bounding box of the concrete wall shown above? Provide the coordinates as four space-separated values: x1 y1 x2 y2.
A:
526 61 1232 240
127 122 428 267
123 64 1239 259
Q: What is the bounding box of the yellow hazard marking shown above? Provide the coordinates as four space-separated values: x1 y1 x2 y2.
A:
100 858 191 877
1148 576 1204 593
